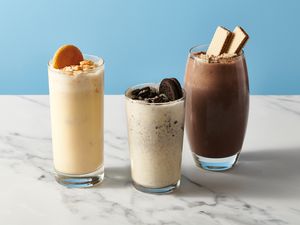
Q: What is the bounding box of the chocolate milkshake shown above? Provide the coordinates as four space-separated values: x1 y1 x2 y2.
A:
185 41 249 170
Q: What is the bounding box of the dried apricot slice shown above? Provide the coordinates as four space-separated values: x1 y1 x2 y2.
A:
52 45 84 69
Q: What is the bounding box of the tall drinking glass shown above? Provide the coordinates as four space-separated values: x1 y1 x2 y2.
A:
48 54 104 187
184 45 249 171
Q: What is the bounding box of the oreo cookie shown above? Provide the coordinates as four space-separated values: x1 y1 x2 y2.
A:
159 78 183 101
131 88 141 96
130 86 159 101
137 87 151 98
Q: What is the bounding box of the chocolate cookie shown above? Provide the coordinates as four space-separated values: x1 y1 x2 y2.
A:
159 78 183 101
130 86 160 101
137 87 151 98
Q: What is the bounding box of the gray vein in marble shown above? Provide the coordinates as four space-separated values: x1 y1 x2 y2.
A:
16 95 49 108
9 131 51 141
265 97 300 116
178 176 288 225
60 190 150 225
0 131 53 184
0 132 52 161
105 140 125 152
276 96 300 104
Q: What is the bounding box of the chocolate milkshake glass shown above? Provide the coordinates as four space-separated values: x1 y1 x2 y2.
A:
185 45 249 171
125 83 185 194
48 54 104 187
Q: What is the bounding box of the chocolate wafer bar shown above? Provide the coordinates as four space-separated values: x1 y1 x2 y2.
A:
206 26 232 56
226 26 249 54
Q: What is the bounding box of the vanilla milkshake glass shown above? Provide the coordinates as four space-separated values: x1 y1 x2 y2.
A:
125 84 185 194
48 54 104 187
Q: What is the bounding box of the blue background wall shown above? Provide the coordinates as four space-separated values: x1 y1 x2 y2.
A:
0 0 299 94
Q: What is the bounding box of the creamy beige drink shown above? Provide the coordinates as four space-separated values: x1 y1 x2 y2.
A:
48 45 104 187
125 79 185 194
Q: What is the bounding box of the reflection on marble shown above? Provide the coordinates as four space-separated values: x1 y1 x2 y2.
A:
0 95 299 224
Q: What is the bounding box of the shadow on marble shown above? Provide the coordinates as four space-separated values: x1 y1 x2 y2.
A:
231 147 300 179
97 165 131 189
181 147 300 198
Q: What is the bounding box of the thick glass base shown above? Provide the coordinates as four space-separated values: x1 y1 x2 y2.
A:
55 166 104 188
193 152 240 171
132 180 180 194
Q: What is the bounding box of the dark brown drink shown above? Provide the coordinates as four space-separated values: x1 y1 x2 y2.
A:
184 46 249 171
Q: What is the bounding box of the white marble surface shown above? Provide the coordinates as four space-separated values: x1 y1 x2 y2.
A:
0 95 299 225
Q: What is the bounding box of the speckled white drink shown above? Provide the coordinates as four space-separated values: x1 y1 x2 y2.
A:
125 84 185 193
48 55 104 187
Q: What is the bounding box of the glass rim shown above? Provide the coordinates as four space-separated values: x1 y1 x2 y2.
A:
189 44 244 61
48 54 104 73
125 82 185 106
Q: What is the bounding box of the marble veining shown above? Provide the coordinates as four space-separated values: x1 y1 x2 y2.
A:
0 95 299 225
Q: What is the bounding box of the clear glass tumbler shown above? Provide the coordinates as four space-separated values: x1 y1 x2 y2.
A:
125 83 185 194
48 54 104 187
184 45 249 171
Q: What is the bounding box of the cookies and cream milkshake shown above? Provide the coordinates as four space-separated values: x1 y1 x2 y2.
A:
48 45 104 187
125 79 185 194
